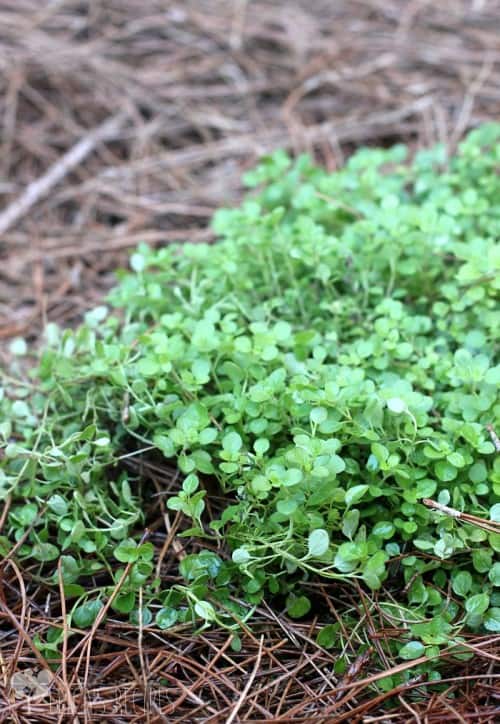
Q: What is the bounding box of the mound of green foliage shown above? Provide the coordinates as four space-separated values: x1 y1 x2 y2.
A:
2 124 499 673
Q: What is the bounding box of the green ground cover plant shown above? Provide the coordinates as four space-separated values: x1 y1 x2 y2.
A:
2 124 499 685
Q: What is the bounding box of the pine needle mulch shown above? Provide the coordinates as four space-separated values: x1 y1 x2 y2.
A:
1 1 499 721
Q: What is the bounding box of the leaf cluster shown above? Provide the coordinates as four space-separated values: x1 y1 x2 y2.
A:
1 125 499 678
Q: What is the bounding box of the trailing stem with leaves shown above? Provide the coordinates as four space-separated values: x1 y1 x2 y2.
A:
1 124 499 681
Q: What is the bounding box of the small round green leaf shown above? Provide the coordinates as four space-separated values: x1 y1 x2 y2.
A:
286 594 311 619
387 398 406 414
156 607 178 629
310 407 328 424
308 529 329 558
490 504 500 523
316 624 337 649
399 641 425 660
451 570 472 597
72 600 103 628
195 600 216 621
465 593 489 617
32 542 59 562
232 548 251 564
345 485 369 507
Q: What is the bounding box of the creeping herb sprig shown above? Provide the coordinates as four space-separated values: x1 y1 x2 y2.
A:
1 124 499 677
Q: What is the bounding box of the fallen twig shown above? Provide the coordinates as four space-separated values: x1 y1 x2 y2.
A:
423 499 500 534
0 113 127 236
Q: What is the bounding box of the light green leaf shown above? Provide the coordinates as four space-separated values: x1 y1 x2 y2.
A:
387 398 406 414
484 608 500 632
232 548 251 564
310 407 328 424
222 431 242 456
465 593 489 617
490 504 500 523
345 485 369 507
156 607 178 629
195 600 216 621
452 570 472 597
47 494 68 516
308 529 329 557
399 641 425 660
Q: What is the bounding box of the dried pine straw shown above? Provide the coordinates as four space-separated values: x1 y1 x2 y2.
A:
1 1 500 721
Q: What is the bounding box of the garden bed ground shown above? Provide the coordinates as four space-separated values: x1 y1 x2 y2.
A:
1 1 499 721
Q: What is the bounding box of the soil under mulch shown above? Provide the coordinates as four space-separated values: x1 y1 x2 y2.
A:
1 1 499 721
